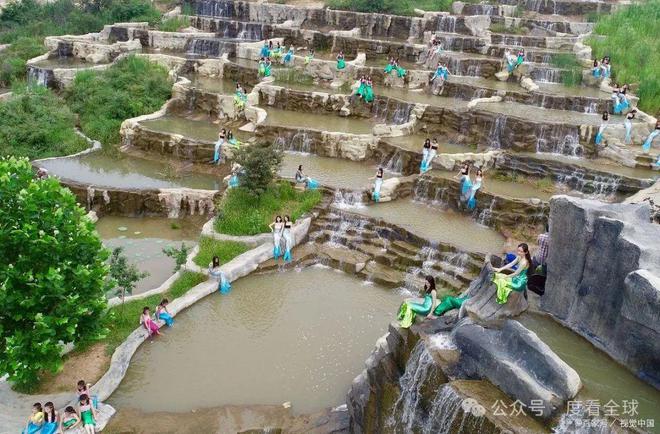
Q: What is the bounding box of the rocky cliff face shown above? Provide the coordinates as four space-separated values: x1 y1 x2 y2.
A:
541 196 660 388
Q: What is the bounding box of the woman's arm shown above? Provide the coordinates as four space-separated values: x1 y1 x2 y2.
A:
494 255 519 272
268 222 274 230
508 259 528 277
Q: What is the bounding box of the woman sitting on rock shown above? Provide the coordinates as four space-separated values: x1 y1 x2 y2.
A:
398 276 468 328
22 402 44 434
140 307 161 337
41 402 59 434
295 164 318 189
209 255 231 294
156 298 174 327
466 168 483 210
370 167 384 202
493 243 531 304
59 406 81 432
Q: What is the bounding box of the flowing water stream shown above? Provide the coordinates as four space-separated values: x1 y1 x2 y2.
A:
108 266 403 413
263 107 376 134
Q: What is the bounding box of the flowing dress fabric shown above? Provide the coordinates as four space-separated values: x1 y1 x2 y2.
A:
41 422 57 434
624 119 633 144
493 271 528 304
384 64 394 74
229 174 239 188
273 226 282 258
467 179 481 210
144 317 160 335
643 129 659 153
373 177 383 202
283 50 293 64
157 310 174 327
283 227 293 262
593 67 601 78
260 46 270 58
421 148 429 171
595 123 607 145
23 422 42 434
397 295 433 328
337 58 346 69
364 84 374 103
396 65 406 78
460 175 472 203
214 139 224 163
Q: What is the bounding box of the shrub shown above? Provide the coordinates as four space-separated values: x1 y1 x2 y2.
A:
233 144 283 196
162 243 192 272
586 0 660 114
0 85 88 159
550 53 583 87
108 247 148 304
326 0 452 16
65 55 172 146
0 157 111 391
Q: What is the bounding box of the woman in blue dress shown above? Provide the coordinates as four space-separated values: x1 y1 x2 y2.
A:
595 112 609 145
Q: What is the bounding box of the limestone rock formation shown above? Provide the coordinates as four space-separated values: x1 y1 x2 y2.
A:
625 179 660 223
453 319 581 419
462 260 529 325
542 196 660 387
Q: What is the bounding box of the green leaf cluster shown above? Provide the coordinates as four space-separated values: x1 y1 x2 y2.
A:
0 157 110 390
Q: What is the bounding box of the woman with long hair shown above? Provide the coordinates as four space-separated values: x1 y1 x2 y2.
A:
140 307 161 337
467 168 483 210
420 138 431 173
156 298 174 327
624 110 636 145
336 50 346 70
642 120 660 153
595 112 609 145
209 255 231 294
41 402 59 434
493 243 532 304
370 167 384 202
269 215 284 259
397 275 438 328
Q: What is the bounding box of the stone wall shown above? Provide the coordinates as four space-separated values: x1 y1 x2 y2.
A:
542 196 660 388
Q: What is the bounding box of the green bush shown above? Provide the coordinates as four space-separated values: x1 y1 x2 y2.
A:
234 144 283 196
193 238 250 268
0 37 47 87
0 85 88 159
326 0 452 16
158 15 189 32
550 53 583 87
215 182 322 235
65 55 172 146
586 0 659 114
0 157 111 391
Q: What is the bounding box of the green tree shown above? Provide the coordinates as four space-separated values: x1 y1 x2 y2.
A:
234 145 283 196
162 243 191 273
0 157 111 391
108 247 148 308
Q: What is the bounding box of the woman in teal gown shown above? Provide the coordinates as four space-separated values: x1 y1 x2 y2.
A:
493 243 531 304
398 275 467 328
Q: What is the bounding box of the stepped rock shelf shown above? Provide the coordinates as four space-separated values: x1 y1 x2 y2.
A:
15 0 660 432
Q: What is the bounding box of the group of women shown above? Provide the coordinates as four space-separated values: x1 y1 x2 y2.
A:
213 128 240 165
140 298 174 338
592 57 611 79
355 75 375 103
456 162 484 211
397 242 533 328
420 138 439 173
595 107 660 155
383 57 407 78
233 83 248 110
23 382 98 434
269 216 295 262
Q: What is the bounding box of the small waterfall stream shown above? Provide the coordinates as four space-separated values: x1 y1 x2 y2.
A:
487 115 507 149
274 132 312 154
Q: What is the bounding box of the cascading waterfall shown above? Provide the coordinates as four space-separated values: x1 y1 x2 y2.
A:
413 178 449 207
391 103 413 125
437 15 457 33
477 199 495 226
381 150 405 174
388 342 437 432
557 170 620 198
529 65 563 84
326 212 369 245
422 385 487 434
192 0 234 17
487 115 507 149
333 189 364 209
185 38 236 57
27 67 49 87
274 132 312 154
535 125 582 156
583 102 598 114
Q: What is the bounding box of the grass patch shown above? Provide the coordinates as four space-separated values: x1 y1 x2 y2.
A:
550 53 583 87
0 85 88 159
0 0 162 87
100 271 206 353
326 0 452 16
158 15 189 32
534 176 555 193
65 55 172 146
586 0 660 114
490 23 527 35
215 181 322 236
193 238 250 268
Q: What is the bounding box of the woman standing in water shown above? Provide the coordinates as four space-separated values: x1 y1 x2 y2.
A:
371 167 384 202
493 243 531 304
455 163 471 203
269 216 284 259
624 110 636 145
282 216 294 263
595 112 609 146
209 256 231 294
420 138 431 172
643 120 660 153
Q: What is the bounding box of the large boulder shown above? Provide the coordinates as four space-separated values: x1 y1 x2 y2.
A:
453 319 581 419
462 259 528 325
542 196 660 388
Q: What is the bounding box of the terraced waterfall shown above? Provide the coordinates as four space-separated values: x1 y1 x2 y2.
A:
12 0 660 432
